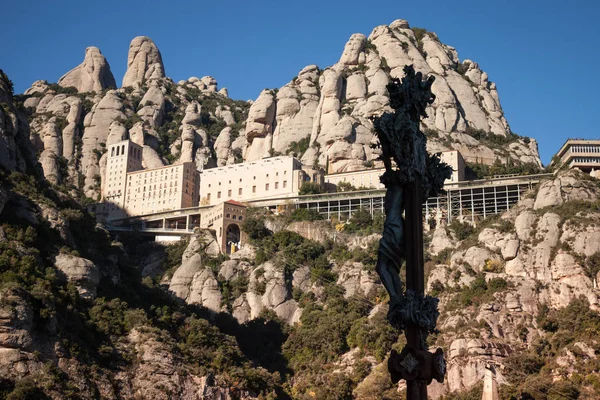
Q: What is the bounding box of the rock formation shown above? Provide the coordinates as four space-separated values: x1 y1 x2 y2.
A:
58 47 116 93
54 253 100 299
2 61 599 397
19 19 543 194
242 19 541 172
425 169 600 396
122 36 165 88
81 90 127 197
0 70 37 172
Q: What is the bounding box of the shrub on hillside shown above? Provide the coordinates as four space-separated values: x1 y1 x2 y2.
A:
299 182 324 195
241 216 271 241
449 219 475 241
287 208 323 222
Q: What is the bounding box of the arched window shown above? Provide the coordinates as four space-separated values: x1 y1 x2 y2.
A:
111 147 115 157
232 215 236 220
238 216 243 221
226 214 230 218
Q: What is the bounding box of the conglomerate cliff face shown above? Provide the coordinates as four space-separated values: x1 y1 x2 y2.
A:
151 170 600 399
17 18 541 200
58 46 116 93
3 64 600 397
425 169 600 398
4 16 580 399
242 19 541 173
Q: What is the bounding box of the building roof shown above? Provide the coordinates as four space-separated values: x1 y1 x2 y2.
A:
224 199 246 207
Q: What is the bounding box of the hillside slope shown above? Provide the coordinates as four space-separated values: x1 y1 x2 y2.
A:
2 63 600 398
426 169 600 398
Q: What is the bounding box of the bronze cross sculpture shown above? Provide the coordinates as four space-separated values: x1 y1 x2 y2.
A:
372 65 451 399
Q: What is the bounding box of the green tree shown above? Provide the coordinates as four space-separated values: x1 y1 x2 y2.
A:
299 182 324 195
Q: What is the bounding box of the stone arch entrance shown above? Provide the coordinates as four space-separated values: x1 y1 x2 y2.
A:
225 223 241 254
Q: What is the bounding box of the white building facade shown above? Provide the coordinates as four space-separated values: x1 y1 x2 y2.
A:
199 156 323 205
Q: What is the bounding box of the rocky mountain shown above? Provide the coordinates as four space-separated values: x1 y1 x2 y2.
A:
1 69 283 399
19 35 249 200
425 169 600 398
58 47 116 93
14 19 541 201
2 63 600 398
243 20 541 173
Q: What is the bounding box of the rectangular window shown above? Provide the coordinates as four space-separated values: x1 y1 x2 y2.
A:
283 180 287 188
265 183 269 191
217 191 221 199
228 189 232 197
238 188 242 195
252 186 256 193
207 193 211 201
275 182 279 189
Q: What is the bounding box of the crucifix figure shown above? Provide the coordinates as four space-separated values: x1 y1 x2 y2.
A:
372 65 451 399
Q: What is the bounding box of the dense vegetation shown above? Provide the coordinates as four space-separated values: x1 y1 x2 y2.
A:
496 297 600 399
0 171 286 399
465 159 541 180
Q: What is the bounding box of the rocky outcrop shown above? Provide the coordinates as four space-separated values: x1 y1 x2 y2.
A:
243 89 276 161
58 47 116 93
214 127 233 166
178 101 210 167
137 83 165 128
128 328 258 399
429 225 456 255
427 170 600 396
81 90 126 197
241 19 541 171
122 36 165 88
0 287 34 351
0 71 36 173
533 170 599 209
54 253 100 299
27 93 84 184
336 261 378 298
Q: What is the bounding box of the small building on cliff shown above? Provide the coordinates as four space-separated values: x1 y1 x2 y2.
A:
553 138 600 174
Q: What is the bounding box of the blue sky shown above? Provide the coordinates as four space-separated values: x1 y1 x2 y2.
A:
2 0 598 165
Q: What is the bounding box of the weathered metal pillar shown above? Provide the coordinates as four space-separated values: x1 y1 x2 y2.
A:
372 66 447 398
404 178 427 400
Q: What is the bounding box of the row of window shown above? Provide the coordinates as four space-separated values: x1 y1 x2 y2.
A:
571 157 600 164
207 213 223 226
129 188 189 199
207 171 288 188
568 145 600 154
205 181 288 201
110 144 142 160
226 214 243 221
130 170 180 181
132 181 179 191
